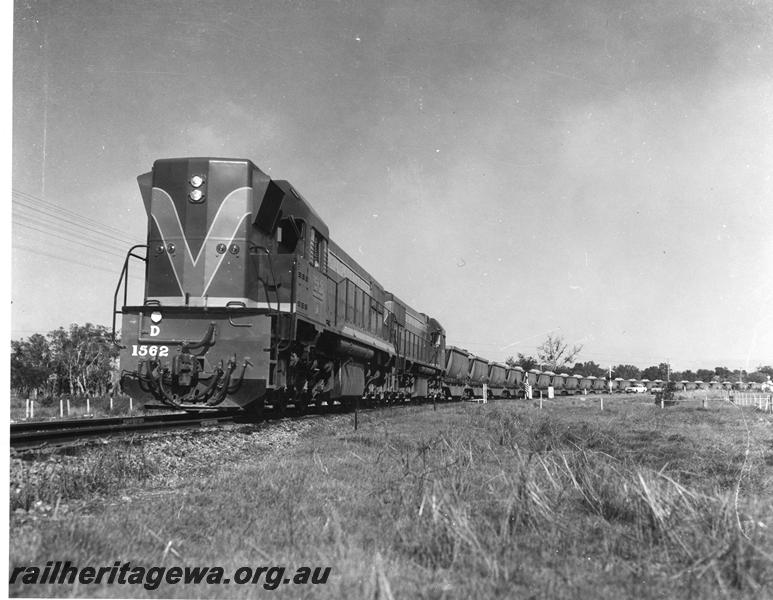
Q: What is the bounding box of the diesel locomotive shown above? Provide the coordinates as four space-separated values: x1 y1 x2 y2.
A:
114 157 447 413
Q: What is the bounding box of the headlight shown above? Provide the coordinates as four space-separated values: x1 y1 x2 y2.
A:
189 189 204 202
190 175 204 188
150 311 163 324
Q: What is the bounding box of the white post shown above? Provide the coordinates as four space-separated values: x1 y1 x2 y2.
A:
482 384 488 404
60 399 63 418
110 396 113 411
25 399 30 419
600 396 604 411
539 395 543 410
30 401 34 419
67 398 70 416
702 395 707 409
129 397 133 412
86 397 90 414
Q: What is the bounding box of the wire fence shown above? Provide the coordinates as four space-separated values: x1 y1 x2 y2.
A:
723 392 773 413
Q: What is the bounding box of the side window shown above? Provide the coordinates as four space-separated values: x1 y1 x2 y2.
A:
277 217 303 254
310 228 327 271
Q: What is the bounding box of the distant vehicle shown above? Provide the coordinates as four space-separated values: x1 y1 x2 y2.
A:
625 383 648 394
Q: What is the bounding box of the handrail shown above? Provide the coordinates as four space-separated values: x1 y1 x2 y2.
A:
112 245 147 347
249 245 282 315
136 321 217 351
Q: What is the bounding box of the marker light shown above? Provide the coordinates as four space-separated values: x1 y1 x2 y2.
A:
150 311 163 324
189 189 204 202
190 175 204 188
216 243 226 254
229 243 240 255
167 243 176 254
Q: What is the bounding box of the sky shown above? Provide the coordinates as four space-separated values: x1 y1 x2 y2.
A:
11 0 773 372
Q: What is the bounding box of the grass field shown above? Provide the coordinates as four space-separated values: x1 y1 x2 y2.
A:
9 395 773 598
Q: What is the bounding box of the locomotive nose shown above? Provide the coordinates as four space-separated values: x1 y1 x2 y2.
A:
143 158 260 307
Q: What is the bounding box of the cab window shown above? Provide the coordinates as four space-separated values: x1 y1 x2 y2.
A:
277 217 303 254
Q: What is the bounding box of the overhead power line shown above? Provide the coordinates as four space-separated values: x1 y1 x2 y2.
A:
12 192 142 247
14 243 144 280
12 188 143 242
13 199 139 247
13 219 133 261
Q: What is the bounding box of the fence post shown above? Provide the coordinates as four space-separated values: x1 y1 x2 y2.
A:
25 399 29 419
86 396 90 414
67 398 71 416
60 399 63 418
129 397 133 412
600 396 604 411
30 400 34 419
110 396 113 412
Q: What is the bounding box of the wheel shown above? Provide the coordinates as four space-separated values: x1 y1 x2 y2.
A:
244 396 265 421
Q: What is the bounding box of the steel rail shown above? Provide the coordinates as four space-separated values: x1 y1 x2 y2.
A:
10 411 241 450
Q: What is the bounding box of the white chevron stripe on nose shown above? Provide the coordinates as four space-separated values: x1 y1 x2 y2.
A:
151 187 252 298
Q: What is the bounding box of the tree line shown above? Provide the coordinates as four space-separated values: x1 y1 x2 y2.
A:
506 335 773 383
11 324 119 399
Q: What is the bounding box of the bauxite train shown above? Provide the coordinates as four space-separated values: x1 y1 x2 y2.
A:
114 157 723 413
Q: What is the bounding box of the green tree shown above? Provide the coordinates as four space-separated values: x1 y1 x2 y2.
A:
756 365 773 378
47 323 118 396
572 361 606 377
10 334 51 397
696 369 715 382
642 363 669 381
506 353 538 370
612 364 641 379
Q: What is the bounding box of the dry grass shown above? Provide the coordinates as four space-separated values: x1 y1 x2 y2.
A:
9 397 773 598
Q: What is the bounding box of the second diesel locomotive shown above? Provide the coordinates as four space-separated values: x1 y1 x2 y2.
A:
114 157 447 413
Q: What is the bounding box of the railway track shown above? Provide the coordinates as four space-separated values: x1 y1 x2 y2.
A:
10 411 243 450
10 396 464 452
